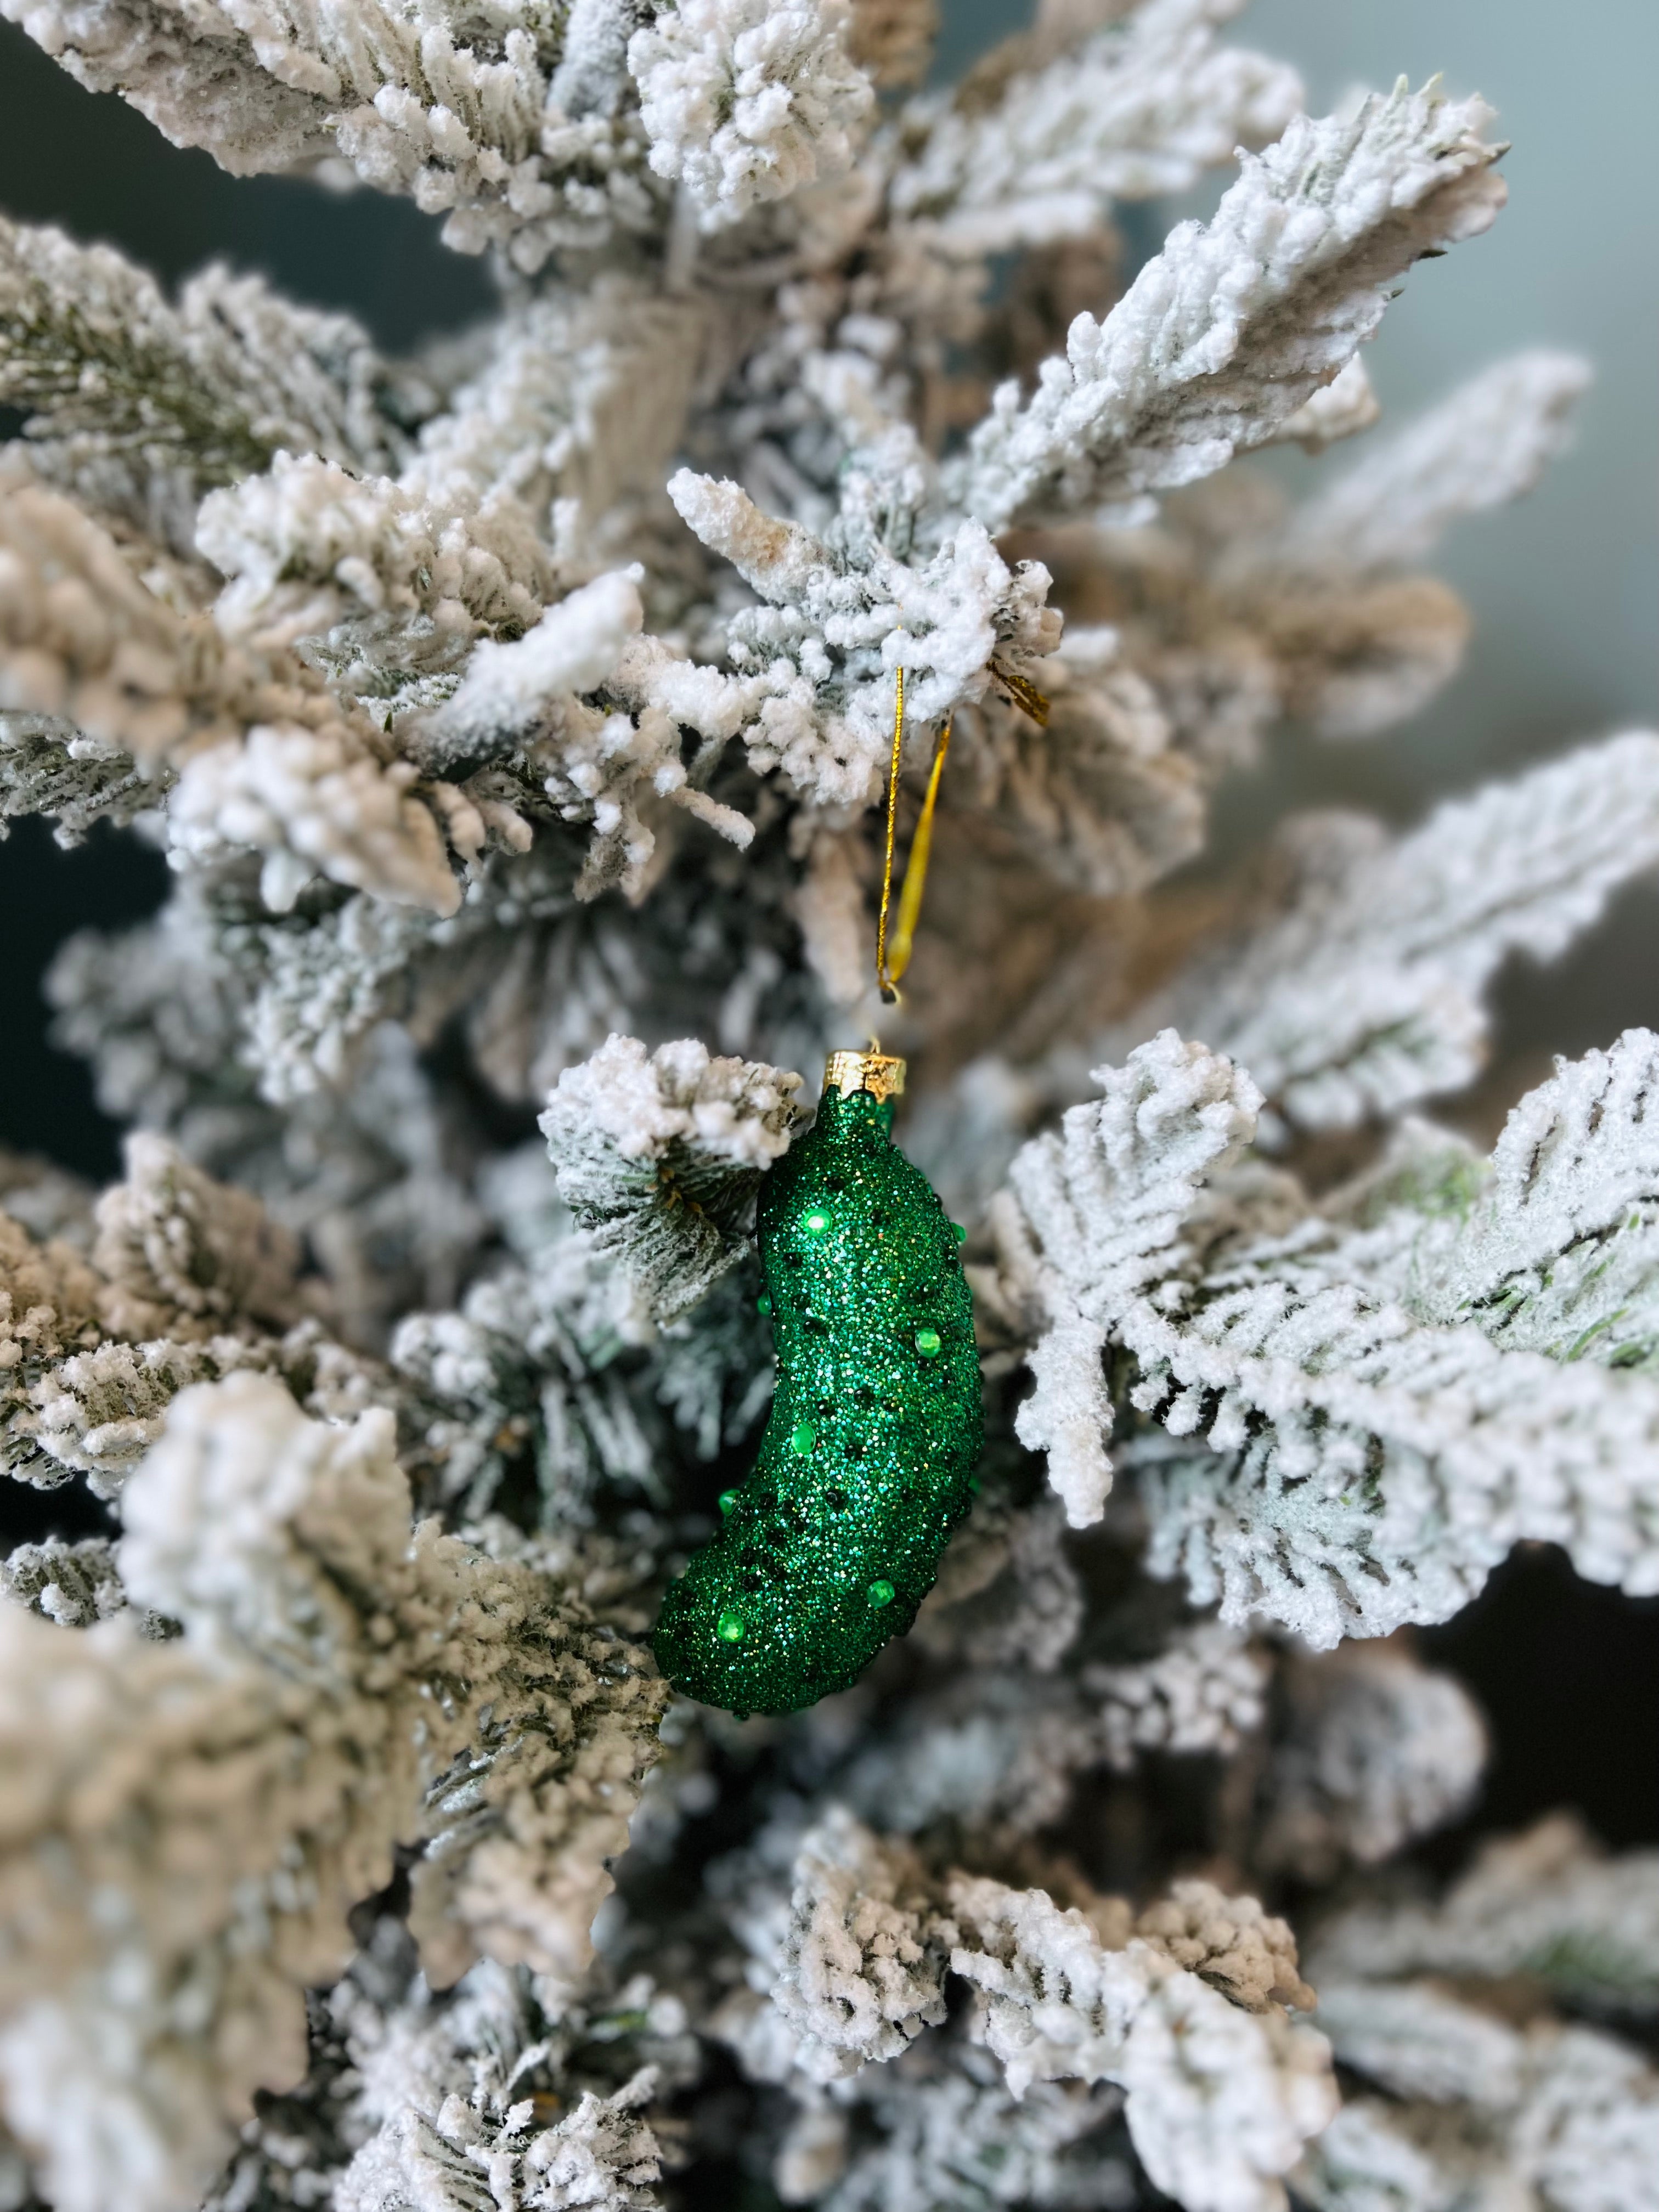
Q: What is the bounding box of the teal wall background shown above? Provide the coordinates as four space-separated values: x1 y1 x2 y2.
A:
1243 0 1658 798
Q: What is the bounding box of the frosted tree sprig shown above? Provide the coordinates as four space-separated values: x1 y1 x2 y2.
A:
0 1199 102 1472
1212 347 1590 740
0 1370 664 2212
1 0 665 269
0 1532 130 1627
0 1130 376 1496
1296 1822 1659 2212
770 1809 951 2082
708 1807 1335 2210
743 1809 1335 2212
339 2065 667 2212
1083 1614 1269 1773
985 1025 1262 1528
0 43 1538 956
792 2048 1132 2212
944 1865 1333 2212
0 456 474 916
1312 1812 1659 2017
540 1034 803 1321
1255 1639 1488 1879
665 456 1063 806
1400 1026 1659 1366
0 215 422 550
961 338 1590 901
828 1669 1119 1838
889 0 1303 256
990 1026 1659 1644
0 710 165 847
1300 1988 1659 2212
1257 348 1591 583
1092 731 1659 1140
629 0 874 230
318 1945 696 2212
949 76 1507 530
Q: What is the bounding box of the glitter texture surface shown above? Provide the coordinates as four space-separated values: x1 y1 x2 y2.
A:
652 1083 984 1714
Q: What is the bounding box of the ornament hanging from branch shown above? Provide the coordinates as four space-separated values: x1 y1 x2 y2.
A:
655 669 997 1714
652 1047 983 1713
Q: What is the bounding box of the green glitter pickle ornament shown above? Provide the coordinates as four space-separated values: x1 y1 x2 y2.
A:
653 1049 984 1715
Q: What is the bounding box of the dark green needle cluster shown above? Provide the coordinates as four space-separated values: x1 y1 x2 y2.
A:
652 1069 983 1715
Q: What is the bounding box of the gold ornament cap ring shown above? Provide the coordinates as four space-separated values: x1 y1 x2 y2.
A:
823 1050 907 1102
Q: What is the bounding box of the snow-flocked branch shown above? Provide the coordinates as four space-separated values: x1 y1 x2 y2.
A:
667 460 1062 806
1 3 1646 2204
629 0 874 230
949 78 1508 530
736 1809 1335 2212
0 1370 664 2212
0 215 422 551
989 1026 1659 1644
1261 348 1590 580
1255 1639 1487 1878
888 0 1302 256
2 0 665 269
1102 732 1659 1138
540 1035 803 1321
1296 1819 1659 2212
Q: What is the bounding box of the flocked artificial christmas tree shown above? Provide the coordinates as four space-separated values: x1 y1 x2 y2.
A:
2 1 1659 2207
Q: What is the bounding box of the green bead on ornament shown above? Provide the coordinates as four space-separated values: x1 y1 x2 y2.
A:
653 1051 984 1714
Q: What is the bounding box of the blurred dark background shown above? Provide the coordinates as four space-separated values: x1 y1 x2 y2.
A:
1 1 1656 1854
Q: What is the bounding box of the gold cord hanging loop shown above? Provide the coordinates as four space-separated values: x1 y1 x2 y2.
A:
876 665 907 1002
875 665 953 1004
872 656 1047 1007
885 715 951 991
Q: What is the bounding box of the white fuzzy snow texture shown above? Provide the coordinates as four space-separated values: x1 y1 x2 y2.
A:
995 1024 1659 1645
951 77 1507 528
738 1810 1335 2212
629 0 874 229
0 1370 664 2212
890 0 1303 255
990 1028 1262 1527
539 1034 803 1317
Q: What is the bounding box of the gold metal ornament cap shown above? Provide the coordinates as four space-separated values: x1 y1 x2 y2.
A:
823 1050 907 1103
